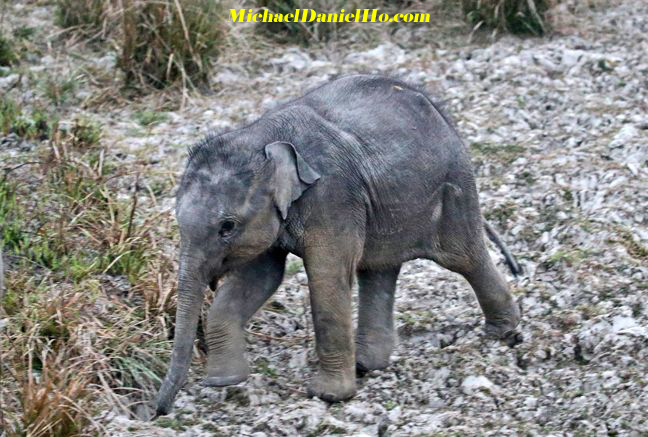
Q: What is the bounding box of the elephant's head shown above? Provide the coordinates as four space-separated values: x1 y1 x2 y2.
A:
155 137 319 416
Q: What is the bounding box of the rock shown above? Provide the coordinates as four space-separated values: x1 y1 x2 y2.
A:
610 125 639 148
0 74 19 90
461 375 498 395
269 48 312 72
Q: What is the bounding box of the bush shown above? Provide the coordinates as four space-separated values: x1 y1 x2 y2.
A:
119 0 225 89
461 0 554 36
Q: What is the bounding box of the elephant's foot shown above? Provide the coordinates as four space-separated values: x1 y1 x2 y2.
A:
307 370 357 402
483 301 522 346
355 333 394 375
202 355 250 387
202 373 248 387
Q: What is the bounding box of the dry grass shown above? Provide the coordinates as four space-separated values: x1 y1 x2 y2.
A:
461 0 555 36
53 0 226 90
119 0 226 89
54 0 118 41
0 114 180 435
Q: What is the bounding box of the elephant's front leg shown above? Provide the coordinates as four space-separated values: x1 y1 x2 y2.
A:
203 248 287 387
304 238 361 402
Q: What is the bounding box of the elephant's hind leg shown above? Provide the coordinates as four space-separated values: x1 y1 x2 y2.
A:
356 265 401 375
429 183 521 340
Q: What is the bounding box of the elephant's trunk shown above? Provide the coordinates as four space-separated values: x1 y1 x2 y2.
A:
155 255 208 416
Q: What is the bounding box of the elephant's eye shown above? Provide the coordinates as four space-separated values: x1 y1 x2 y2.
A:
218 220 236 238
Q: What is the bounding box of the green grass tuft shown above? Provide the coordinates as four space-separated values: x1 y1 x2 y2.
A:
0 34 18 66
134 110 168 127
43 76 78 106
461 0 554 36
54 0 115 40
285 259 304 276
70 117 103 149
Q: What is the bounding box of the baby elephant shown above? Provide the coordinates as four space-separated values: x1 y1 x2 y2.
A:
155 74 521 415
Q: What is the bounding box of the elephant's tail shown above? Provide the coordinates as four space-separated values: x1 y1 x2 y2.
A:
483 220 522 277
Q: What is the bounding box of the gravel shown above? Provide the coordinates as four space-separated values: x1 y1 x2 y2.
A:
3 0 647 435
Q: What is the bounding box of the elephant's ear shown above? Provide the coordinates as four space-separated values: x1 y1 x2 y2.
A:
264 141 320 220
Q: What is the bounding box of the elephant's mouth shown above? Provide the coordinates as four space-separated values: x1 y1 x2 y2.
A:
208 267 225 291
208 258 228 290
207 255 247 290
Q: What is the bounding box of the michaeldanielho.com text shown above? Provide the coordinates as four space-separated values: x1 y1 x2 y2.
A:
229 8 431 24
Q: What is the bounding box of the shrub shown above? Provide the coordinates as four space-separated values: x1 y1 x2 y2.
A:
461 0 554 36
119 0 225 89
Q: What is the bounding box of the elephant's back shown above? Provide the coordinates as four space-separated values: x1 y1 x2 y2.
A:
295 74 465 182
284 76 474 252
302 76 458 142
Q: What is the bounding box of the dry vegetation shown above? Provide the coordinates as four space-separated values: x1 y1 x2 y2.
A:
1 114 178 434
119 0 226 89
47 0 558 88
0 0 605 435
461 0 555 36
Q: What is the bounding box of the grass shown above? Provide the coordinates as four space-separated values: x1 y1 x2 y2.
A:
256 0 348 44
470 141 525 169
0 34 18 66
285 259 304 276
155 417 188 432
70 117 103 148
484 201 517 227
0 99 54 141
119 0 225 89
614 228 647 261
134 110 168 127
461 0 555 36
53 0 226 89
254 356 278 378
543 249 590 269
1 114 179 435
54 0 117 40
42 75 79 106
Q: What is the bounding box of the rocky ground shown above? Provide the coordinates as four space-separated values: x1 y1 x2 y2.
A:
2 0 647 435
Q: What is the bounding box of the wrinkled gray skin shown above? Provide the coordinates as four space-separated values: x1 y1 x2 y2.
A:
155 75 521 416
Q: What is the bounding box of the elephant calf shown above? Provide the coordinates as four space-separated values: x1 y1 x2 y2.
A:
155 74 521 415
